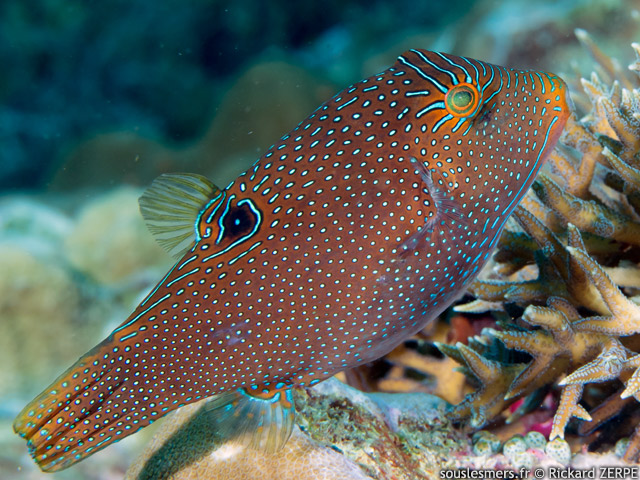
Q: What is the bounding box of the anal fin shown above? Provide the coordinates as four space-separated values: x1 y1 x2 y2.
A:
203 386 296 453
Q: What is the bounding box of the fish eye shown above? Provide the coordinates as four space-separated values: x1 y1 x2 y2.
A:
453 90 472 107
445 83 480 117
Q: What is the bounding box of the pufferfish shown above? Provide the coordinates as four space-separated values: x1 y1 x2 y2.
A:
14 49 570 471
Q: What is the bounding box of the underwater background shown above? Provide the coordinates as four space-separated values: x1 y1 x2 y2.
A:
2 0 640 479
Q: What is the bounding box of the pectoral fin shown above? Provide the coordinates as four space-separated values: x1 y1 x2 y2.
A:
202 386 296 453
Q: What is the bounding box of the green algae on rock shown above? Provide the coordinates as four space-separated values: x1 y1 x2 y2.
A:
125 378 466 480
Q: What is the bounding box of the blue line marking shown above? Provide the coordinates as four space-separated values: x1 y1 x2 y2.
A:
228 241 263 266
252 174 270 193
436 52 472 83
416 101 444 117
94 436 113 449
501 115 559 215
479 66 502 110
432 113 452 133
481 217 490 234
166 267 200 288
451 117 467 133
461 56 480 85
200 192 225 232
413 50 458 85
534 72 546 94
140 264 177 306
406 90 431 97
336 96 358 111
397 55 448 93
216 194 235 244
114 293 171 336
178 254 198 270
120 331 138 342
203 199 263 262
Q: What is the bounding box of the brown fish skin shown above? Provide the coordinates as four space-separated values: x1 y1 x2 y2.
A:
14 49 570 471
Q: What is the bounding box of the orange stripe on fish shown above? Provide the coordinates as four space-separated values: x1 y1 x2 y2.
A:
14 49 570 471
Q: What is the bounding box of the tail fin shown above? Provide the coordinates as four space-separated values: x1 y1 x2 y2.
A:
13 338 148 472
14 333 297 472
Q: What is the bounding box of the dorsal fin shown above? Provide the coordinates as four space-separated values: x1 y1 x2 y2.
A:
139 173 220 259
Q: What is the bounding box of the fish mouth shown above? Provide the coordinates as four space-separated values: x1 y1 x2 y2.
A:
547 72 572 113
546 71 566 89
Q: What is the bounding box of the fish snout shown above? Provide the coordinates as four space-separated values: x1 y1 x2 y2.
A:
546 72 572 112
540 72 572 140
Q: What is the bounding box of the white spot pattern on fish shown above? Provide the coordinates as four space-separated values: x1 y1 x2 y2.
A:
14 49 570 471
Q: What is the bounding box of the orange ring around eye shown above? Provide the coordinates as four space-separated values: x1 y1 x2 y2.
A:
444 82 480 117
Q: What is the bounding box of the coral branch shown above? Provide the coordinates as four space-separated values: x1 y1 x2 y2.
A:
550 384 591 440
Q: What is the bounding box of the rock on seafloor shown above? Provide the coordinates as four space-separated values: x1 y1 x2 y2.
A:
64 188 171 285
125 422 372 480
0 189 173 395
1 191 177 479
125 378 468 480
0 198 89 396
0 244 82 395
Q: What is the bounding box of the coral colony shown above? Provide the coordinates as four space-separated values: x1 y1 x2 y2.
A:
440 33 640 462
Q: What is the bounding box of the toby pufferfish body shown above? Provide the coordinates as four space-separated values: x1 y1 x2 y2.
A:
15 49 570 471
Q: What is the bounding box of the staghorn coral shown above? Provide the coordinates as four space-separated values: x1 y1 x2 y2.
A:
437 32 640 461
